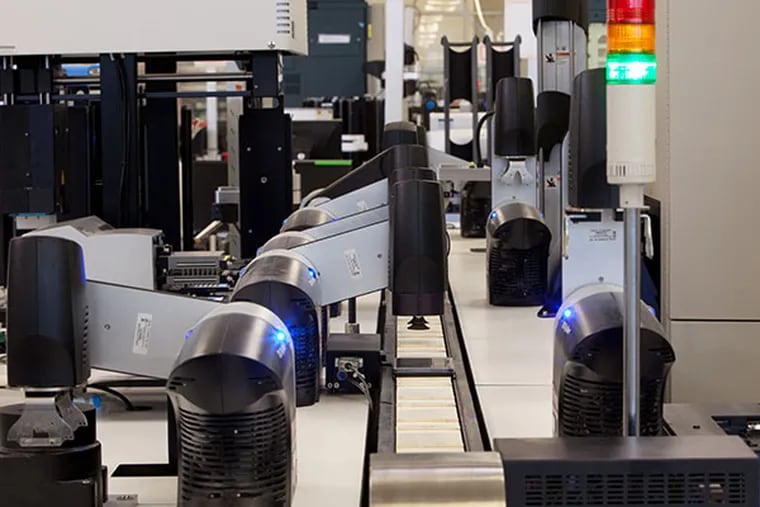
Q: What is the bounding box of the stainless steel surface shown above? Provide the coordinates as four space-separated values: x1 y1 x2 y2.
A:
193 220 223 242
281 207 336 233
537 19 544 93
663 403 730 436
214 186 240 205
369 452 506 506
642 214 654 259
562 209 625 300
624 208 641 437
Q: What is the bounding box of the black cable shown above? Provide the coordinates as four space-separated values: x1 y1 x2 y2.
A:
114 55 130 227
475 110 495 167
87 383 151 412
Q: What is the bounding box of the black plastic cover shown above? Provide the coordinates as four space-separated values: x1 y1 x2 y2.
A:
6 236 89 389
389 167 437 188
390 180 447 316
313 144 429 201
416 125 428 148
383 121 421 150
532 0 588 34
231 283 320 408
536 91 571 161
460 181 491 238
445 44 475 101
494 77 536 157
568 68 618 208
0 105 56 214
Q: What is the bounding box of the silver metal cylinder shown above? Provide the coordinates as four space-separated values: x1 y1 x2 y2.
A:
369 452 506 506
537 19 544 93
623 207 641 436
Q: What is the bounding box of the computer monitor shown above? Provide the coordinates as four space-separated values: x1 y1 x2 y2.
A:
291 120 343 160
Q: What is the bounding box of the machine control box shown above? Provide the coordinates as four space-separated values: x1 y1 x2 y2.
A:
326 333 381 395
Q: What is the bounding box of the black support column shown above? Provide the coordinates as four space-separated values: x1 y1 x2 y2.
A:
142 58 181 247
236 53 293 258
100 54 140 227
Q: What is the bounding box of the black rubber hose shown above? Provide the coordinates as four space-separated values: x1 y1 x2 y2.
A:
475 111 495 167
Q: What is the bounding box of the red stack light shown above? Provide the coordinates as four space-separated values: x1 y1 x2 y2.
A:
608 0 656 24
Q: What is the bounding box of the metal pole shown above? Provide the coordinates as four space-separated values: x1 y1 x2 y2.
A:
623 207 641 437
384 0 405 123
537 20 544 93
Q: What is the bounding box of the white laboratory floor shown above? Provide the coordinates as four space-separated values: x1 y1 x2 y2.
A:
448 234 555 441
0 293 379 507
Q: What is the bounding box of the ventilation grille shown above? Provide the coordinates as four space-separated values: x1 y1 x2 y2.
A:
488 239 548 305
82 305 90 372
276 1 293 36
522 472 748 506
559 373 665 437
290 299 320 406
460 196 490 238
178 404 291 504
607 161 655 180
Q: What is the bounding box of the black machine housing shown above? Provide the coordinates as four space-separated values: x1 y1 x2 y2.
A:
487 77 551 307
167 305 296 507
486 203 551 307
460 181 491 238
232 260 321 408
389 167 447 317
496 435 760 507
568 68 619 209
554 289 675 437
0 403 105 507
6 235 89 389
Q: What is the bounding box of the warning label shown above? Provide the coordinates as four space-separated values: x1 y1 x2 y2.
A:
589 228 617 242
344 249 363 279
132 313 153 355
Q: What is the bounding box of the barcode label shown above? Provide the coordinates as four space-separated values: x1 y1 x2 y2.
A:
132 313 153 355
344 249 363 279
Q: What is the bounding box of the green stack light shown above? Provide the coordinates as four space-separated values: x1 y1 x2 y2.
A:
606 0 656 85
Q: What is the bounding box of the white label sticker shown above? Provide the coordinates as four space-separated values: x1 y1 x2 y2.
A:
356 200 368 212
344 249 363 279
132 313 153 355
589 228 617 242
276 343 287 359
318 33 351 44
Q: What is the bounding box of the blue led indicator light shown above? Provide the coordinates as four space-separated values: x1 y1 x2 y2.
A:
185 330 193 340
308 268 318 280
490 210 497 220
275 331 287 342
562 308 573 320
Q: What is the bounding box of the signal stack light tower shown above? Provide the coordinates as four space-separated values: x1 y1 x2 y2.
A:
605 0 657 437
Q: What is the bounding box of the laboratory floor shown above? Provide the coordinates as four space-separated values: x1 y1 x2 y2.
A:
448 234 555 440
